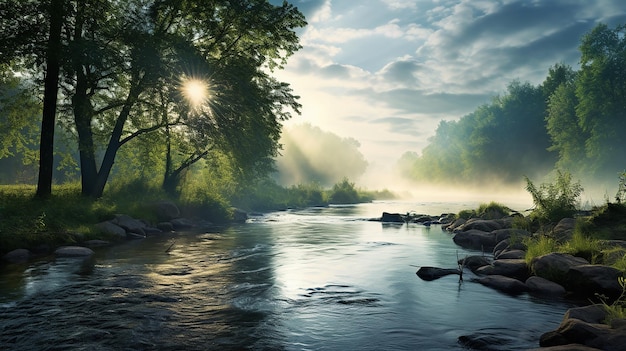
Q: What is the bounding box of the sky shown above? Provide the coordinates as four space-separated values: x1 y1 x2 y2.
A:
270 0 626 188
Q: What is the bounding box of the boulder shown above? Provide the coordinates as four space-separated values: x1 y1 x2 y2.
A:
539 305 626 351
531 253 589 280
112 214 146 235
564 305 607 324
525 276 566 296
493 239 527 257
455 218 504 233
552 218 577 241
452 229 497 250
475 259 529 280
493 228 531 243
528 344 603 350
495 249 526 259
566 264 624 298
474 275 529 295
458 255 491 272
2 248 31 263
55 246 94 257
233 208 248 223
416 266 460 281
96 221 127 238
152 201 180 221
381 212 404 223
443 217 466 231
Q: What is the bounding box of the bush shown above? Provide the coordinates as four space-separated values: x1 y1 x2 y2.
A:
525 170 582 223
327 178 361 204
477 201 511 219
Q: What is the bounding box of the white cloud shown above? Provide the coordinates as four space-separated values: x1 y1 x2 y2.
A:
381 0 418 10
309 0 333 23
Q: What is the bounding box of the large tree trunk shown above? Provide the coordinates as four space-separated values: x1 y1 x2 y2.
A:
88 85 142 198
35 0 64 198
70 1 98 197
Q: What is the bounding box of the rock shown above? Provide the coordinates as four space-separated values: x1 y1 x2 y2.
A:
416 266 460 281
381 212 404 223
444 217 466 231
452 229 497 250
531 253 589 280
2 248 31 263
552 218 577 241
540 318 610 347
493 239 527 257
564 305 607 324
474 275 529 295
455 218 504 233
171 218 194 230
495 249 526 259
525 276 566 296
152 201 180 221
112 214 146 235
143 226 163 235
96 221 127 238
493 228 531 243
475 259 529 280
55 246 95 257
458 255 491 271
539 304 626 351
566 264 624 298
528 344 603 350
233 208 248 223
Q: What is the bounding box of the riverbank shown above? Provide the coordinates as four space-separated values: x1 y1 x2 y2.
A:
402 201 626 350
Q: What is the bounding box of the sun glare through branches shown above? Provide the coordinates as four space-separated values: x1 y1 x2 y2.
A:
180 77 210 108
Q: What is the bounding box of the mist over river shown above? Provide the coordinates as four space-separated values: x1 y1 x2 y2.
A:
0 201 574 350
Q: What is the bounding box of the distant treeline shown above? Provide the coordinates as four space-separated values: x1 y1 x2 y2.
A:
397 23 626 191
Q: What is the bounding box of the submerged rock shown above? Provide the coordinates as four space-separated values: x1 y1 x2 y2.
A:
474 275 529 295
2 248 31 263
525 276 566 296
416 266 460 281
54 246 95 257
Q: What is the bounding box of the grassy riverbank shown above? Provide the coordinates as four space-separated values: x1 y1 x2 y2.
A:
0 179 395 255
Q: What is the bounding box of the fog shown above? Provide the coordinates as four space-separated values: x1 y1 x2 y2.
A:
273 123 620 212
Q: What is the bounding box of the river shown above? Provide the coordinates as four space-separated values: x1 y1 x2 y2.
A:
0 201 574 350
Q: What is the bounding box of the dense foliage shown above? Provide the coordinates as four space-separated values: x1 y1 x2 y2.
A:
0 0 306 198
525 170 583 224
398 23 626 191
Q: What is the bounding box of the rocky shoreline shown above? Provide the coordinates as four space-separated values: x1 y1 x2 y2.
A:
1 201 248 264
375 210 626 350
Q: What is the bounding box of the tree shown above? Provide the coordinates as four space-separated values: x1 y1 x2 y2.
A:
2 0 306 198
36 0 64 198
575 23 626 179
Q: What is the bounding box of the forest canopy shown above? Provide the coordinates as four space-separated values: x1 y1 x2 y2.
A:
396 22 626 194
0 0 306 198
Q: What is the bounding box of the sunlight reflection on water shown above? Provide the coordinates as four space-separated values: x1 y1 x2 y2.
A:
0 201 571 350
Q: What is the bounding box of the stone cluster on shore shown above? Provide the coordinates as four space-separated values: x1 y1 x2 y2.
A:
1 201 248 264
376 209 626 350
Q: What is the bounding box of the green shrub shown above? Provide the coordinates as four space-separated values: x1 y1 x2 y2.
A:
525 170 583 224
524 235 559 265
477 201 512 219
327 178 361 204
457 209 476 219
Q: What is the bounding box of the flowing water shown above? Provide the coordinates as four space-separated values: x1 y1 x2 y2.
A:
0 201 574 350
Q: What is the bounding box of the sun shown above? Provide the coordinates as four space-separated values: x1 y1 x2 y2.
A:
181 78 209 108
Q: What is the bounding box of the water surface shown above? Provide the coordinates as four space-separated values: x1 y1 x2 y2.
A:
0 201 572 350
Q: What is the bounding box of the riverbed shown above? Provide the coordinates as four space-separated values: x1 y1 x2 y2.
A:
0 201 573 350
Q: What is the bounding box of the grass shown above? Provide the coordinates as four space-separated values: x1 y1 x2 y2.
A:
0 181 232 255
